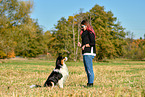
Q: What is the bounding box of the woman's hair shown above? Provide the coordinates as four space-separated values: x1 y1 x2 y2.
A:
81 20 89 26
80 20 96 38
81 20 92 29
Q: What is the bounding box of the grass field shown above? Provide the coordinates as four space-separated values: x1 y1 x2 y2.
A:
0 58 145 97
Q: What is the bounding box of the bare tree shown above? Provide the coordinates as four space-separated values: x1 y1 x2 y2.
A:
75 8 84 61
72 16 76 61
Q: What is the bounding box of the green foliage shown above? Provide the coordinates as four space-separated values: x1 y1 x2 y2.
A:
123 39 145 60
1 1 144 61
49 17 76 59
89 5 126 60
0 0 46 58
49 4 127 61
0 50 7 59
14 21 46 57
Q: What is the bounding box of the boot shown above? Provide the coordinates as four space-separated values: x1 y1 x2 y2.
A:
87 83 93 87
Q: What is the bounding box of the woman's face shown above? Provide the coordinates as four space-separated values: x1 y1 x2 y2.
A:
81 25 87 31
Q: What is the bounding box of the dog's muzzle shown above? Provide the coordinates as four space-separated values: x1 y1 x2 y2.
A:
65 57 68 61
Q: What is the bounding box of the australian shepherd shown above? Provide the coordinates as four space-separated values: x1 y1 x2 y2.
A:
44 56 69 88
30 56 69 88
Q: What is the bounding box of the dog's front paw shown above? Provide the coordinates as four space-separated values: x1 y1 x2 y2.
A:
59 85 63 88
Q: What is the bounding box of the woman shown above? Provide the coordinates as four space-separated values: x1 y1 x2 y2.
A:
78 20 96 87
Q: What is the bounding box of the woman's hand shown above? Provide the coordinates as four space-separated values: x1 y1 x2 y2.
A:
85 44 90 47
78 42 81 47
82 44 90 50
82 45 85 50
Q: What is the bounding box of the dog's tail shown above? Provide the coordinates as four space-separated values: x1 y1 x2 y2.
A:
30 84 41 88
30 82 54 88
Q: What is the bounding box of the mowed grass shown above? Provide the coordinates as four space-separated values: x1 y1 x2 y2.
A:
0 58 145 97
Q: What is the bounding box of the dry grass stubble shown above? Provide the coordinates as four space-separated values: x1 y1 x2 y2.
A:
0 59 145 96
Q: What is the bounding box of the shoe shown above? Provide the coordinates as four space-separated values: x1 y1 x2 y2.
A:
87 83 93 87
82 83 93 88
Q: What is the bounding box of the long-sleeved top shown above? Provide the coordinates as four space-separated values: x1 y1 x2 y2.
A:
81 29 96 56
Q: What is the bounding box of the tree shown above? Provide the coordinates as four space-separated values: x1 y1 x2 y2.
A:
50 4 127 61
50 17 72 57
123 39 145 60
0 0 46 58
89 4 126 60
14 20 46 57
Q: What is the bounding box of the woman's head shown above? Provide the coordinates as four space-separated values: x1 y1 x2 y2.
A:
80 20 96 38
81 20 89 31
81 20 89 26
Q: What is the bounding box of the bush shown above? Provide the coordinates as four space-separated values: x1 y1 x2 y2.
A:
7 50 15 58
125 48 145 60
0 50 7 59
123 39 145 60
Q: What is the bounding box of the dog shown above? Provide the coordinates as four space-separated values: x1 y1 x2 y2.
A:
43 56 69 88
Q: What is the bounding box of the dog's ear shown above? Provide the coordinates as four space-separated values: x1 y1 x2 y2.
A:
58 53 62 57
56 56 63 68
56 56 61 65
56 56 63 61
56 60 60 65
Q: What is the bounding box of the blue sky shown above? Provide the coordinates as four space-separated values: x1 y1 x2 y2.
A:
29 0 145 39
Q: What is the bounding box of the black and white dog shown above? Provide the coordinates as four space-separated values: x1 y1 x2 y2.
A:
43 56 69 88
30 56 69 88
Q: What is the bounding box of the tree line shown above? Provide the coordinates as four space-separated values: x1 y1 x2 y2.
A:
0 0 145 61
